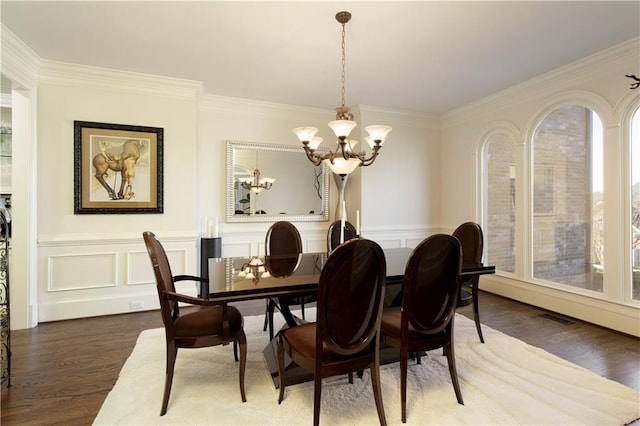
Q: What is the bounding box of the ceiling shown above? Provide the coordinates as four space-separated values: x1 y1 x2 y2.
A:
2 1 639 115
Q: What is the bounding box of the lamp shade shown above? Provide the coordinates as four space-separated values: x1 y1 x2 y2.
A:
325 157 360 175
328 120 357 138
293 127 319 142
365 125 392 141
308 136 323 150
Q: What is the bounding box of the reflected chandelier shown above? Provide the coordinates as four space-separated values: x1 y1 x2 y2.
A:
239 169 275 193
293 11 392 175
237 257 270 285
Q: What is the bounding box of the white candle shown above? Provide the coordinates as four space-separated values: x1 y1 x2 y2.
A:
356 210 360 236
207 217 213 238
214 216 219 238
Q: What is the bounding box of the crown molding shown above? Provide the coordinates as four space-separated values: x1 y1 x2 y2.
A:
355 104 440 129
38 60 203 101
200 94 439 128
1 24 41 89
199 93 329 121
442 37 640 128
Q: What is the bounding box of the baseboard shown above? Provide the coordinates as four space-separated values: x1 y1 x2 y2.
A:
482 275 640 337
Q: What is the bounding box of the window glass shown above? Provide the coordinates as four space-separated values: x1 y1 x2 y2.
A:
484 133 516 273
631 108 640 300
532 105 603 292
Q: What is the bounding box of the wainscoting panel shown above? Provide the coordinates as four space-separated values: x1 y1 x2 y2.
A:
37 235 198 323
127 251 153 286
47 252 117 292
127 248 188 286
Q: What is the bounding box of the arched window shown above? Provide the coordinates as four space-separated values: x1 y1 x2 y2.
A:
631 107 640 301
483 132 516 273
531 105 604 292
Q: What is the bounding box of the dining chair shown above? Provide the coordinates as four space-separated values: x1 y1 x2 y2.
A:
380 233 463 423
326 219 357 252
262 221 311 340
142 231 247 415
277 238 387 426
453 221 485 343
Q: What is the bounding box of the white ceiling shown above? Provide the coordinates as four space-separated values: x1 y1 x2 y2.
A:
2 1 639 114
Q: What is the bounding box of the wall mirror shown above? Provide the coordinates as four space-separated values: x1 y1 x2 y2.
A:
226 140 329 222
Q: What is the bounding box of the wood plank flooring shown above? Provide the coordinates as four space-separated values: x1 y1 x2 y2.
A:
1 291 638 425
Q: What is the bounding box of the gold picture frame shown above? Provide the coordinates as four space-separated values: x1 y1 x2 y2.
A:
74 121 163 214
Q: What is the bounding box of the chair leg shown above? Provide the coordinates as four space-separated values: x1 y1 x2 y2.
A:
370 361 387 425
161 343 178 416
277 334 286 404
400 349 408 423
472 282 485 343
301 302 305 320
263 299 269 331
238 334 247 402
268 299 276 340
233 341 238 362
313 371 322 426
445 341 464 405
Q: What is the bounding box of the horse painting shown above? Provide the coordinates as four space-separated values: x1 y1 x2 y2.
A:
92 139 144 200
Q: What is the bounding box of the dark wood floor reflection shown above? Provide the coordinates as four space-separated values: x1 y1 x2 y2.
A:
2 291 638 425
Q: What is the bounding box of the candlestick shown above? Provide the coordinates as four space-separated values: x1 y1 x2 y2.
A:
356 210 360 236
340 200 346 244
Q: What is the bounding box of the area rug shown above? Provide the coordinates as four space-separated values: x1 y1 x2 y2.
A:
94 310 639 425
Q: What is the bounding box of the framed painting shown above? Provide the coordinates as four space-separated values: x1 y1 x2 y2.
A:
74 121 163 214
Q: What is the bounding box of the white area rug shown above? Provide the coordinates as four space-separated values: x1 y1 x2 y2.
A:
94 310 639 425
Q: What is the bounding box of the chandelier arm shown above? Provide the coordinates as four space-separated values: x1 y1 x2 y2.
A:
359 143 383 166
302 146 325 166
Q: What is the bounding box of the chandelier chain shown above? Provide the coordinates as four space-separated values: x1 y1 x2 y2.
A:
340 22 346 108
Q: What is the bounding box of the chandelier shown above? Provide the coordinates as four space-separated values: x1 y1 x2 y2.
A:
237 257 270 285
239 168 275 193
293 11 392 175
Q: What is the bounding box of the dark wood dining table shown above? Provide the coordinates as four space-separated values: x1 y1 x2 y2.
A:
205 247 495 308
206 247 495 386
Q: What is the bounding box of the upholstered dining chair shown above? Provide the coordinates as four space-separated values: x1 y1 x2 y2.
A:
453 221 486 343
326 219 357 252
380 234 463 423
143 231 247 415
262 221 310 340
277 238 387 426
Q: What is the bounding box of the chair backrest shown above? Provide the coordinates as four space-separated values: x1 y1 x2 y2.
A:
265 221 302 256
452 222 484 266
265 253 302 278
316 238 386 355
326 220 357 252
143 231 178 329
402 234 462 334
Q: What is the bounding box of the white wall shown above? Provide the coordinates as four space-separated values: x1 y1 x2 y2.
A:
28 71 434 323
441 38 640 336
36 62 203 321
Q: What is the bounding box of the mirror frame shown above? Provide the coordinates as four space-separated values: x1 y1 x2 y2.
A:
226 140 330 223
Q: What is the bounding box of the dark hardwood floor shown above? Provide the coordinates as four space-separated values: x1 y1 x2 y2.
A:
2 291 639 425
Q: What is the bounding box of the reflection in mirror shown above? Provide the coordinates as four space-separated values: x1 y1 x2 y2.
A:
226 141 329 222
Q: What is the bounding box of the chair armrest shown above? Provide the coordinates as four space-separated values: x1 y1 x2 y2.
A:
173 274 208 283
164 290 219 306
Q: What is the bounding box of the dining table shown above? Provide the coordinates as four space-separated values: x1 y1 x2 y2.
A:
206 247 496 387
205 247 495 309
